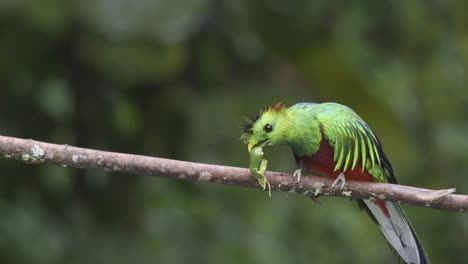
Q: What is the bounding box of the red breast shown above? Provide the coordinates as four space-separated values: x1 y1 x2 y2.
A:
300 138 390 217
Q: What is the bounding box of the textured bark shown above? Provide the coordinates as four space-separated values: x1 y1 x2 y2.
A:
0 135 465 213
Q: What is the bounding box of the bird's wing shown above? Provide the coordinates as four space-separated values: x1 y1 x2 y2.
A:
317 106 395 183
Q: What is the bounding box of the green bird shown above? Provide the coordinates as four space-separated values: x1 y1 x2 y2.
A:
241 102 429 264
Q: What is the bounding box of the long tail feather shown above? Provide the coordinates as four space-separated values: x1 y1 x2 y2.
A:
362 200 429 264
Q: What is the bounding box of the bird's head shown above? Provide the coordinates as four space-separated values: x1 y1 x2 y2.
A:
241 102 291 152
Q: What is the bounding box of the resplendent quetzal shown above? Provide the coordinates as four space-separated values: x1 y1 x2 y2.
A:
241 102 429 264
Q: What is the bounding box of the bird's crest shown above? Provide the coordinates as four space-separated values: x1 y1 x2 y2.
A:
241 101 287 143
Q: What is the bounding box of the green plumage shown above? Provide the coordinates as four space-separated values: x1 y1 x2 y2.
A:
312 103 388 182
242 102 394 183
241 102 428 264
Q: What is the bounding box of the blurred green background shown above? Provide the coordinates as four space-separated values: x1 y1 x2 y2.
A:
0 0 467 263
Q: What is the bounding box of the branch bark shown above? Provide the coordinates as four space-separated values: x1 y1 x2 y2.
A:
0 135 465 213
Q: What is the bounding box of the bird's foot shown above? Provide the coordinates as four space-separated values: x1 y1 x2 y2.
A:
293 168 302 182
331 172 346 190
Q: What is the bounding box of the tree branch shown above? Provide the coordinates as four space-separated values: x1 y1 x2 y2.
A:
0 135 465 213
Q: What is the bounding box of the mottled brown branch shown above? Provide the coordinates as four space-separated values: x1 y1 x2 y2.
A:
0 135 465 213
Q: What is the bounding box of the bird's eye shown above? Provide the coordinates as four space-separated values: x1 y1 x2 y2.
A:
264 124 273 133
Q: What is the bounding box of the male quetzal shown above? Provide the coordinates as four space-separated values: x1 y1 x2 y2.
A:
241 102 429 264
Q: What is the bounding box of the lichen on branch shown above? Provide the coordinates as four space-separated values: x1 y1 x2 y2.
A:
0 135 465 213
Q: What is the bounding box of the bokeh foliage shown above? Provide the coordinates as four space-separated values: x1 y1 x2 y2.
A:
0 0 467 263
